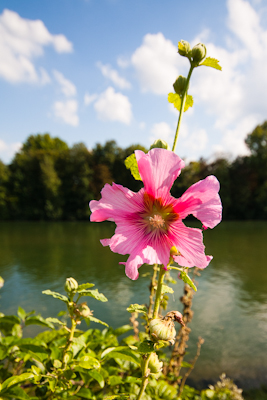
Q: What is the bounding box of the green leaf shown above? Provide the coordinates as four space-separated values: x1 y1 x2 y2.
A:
78 355 100 369
127 304 148 315
45 317 66 326
200 57 222 71
1 372 34 391
184 94 194 111
101 347 140 365
138 340 155 354
181 361 193 368
48 377 57 392
0 315 20 325
17 307 26 321
124 153 142 181
88 369 105 388
179 271 197 291
78 289 108 302
162 284 174 294
104 395 129 400
0 386 31 399
113 324 133 336
109 375 123 386
77 283 95 291
85 316 109 327
168 92 181 111
77 388 94 399
25 315 55 329
42 289 69 303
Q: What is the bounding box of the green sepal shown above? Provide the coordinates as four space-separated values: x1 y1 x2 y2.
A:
162 284 174 294
127 304 148 315
179 271 197 291
78 289 108 302
124 153 142 181
42 290 69 303
200 57 222 71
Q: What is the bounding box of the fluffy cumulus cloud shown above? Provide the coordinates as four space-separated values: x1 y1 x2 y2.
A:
187 0 267 158
53 70 77 97
0 139 22 163
97 62 131 89
0 9 72 83
150 122 173 146
131 33 180 95
94 87 132 124
53 100 79 126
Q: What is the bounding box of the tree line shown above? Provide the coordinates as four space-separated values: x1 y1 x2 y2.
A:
0 121 267 221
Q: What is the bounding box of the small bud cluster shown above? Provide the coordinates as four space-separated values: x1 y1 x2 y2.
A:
64 277 78 294
178 40 207 67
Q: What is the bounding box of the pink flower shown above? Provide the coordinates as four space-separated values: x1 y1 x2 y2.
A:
89 149 222 280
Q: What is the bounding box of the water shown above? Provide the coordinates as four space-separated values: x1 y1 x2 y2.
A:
0 221 267 388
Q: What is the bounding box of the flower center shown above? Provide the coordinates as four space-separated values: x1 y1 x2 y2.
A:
148 214 166 230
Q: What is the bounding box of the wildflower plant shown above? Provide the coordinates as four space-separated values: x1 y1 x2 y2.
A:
0 41 242 400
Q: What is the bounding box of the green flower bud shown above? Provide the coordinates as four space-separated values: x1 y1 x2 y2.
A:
178 40 191 57
150 139 170 150
149 317 176 344
78 302 93 318
191 43 207 65
173 75 187 95
64 277 78 293
149 352 163 375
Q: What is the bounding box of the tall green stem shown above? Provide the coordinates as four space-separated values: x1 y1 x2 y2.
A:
152 266 166 319
172 64 194 153
136 354 152 400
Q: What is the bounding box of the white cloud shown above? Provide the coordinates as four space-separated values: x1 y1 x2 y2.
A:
117 56 130 68
150 122 173 146
0 9 72 83
84 92 97 106
53 70 77 97
131 33 180 95
183 128 208 153
0 139 22 163
53 100 79 126
97 62 131 89
94 87 132 124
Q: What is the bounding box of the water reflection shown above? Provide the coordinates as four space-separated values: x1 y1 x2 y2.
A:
0 221 267 387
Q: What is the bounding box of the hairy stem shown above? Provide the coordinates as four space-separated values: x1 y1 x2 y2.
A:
136 353 152 400
147 264 159 320
172 64 194 153
152 266 166 319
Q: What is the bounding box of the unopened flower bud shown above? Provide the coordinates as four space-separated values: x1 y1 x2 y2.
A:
65 277 78 293
173 75 187 95
191 43 207 64
149 317 176 343
149 352 163 375
78 303 93 318
178 40 191 57
150 139 170 150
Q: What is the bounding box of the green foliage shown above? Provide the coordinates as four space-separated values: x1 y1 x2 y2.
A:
179 271 197 292
200 57 222 71
168 93 193 113
124 153 142 181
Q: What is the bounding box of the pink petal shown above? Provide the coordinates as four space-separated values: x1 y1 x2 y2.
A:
174 175 222 229
135 149 185 200
89 183 144 223
169 220 212 269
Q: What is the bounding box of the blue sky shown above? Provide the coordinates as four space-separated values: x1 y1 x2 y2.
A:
0 0 267 164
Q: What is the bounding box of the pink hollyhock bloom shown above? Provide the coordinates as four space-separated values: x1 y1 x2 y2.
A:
89 148 222 280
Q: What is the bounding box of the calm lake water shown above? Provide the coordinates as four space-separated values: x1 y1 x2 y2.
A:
0 221 267 388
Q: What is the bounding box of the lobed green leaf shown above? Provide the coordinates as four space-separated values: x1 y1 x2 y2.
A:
42 289 69 303
124 153 142 181
162 284 174 294
200 57 222 71
127 304 148 315
78 289 108 302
